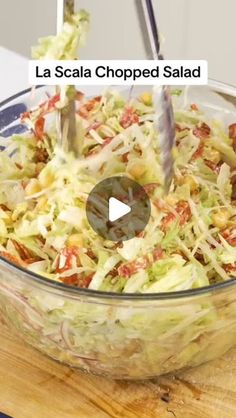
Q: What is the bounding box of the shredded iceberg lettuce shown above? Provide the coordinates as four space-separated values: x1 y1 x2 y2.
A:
32 10 89 60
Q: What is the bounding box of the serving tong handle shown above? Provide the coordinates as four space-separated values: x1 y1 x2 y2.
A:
136 0 175 193
56 0 78 155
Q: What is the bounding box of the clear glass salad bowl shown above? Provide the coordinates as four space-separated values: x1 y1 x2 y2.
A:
0 82 236 380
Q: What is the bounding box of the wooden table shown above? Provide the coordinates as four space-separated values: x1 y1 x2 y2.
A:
0 315 235 418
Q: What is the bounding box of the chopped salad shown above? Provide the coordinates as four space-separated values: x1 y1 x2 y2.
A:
0 88 236 293
0 10 236 294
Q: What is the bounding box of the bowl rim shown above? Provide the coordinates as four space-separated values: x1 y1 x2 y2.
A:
0 80 236 301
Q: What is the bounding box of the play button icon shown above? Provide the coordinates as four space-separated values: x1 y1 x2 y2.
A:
109 197 131 222
86 176 151 241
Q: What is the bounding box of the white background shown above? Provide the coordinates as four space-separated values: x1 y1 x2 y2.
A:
0 0 235 84
0 47 28 101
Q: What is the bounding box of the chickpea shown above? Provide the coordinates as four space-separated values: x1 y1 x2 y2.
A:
4 214 12 226
25 179 42 196
204 149 221 164
165 195 178 206
180 175 198 192
39 169 55 188
12 203 28 221
67 234 83 248
36 196 48 211
127 162 146 179
139 92 152 106
211 209 231 229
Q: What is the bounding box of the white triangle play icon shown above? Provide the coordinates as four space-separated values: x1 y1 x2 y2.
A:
108 197 131 222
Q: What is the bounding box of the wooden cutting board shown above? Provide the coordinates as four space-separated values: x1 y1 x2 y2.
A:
0 315 235 418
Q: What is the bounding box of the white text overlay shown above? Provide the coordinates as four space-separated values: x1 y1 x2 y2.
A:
29 60 208 86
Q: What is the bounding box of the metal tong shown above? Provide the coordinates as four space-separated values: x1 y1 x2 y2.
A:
56 0 77 155
136 0 175 193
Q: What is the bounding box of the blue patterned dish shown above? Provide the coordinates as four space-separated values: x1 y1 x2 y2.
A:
0 86 54 144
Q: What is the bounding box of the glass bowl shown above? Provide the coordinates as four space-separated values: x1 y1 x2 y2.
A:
0 82 236 380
